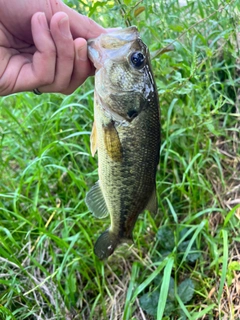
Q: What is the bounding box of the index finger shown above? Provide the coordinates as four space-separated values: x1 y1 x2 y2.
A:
51 1 107 39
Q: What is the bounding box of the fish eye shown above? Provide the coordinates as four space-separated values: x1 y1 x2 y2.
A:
130 52 145 69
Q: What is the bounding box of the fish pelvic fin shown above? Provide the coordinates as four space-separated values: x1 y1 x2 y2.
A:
94 230 119 260
85 181 109 219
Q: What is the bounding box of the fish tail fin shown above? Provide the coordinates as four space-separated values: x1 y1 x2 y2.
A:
94 230 119 260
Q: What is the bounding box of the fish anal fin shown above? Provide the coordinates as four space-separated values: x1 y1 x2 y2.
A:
103 122 123 162
90 121 98 157
145 186 158 214
85 181 109 219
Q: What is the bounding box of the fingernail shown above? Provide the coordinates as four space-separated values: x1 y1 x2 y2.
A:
76 45 87 61
38 12 48 29
58 16 71 39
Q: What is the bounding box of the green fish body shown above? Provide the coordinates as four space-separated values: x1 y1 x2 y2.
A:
86 27 160 260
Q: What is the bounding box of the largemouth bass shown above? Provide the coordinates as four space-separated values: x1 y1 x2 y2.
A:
86 26 160 260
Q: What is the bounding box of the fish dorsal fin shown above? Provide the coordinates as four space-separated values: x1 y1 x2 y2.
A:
103 121 123 162
90 121 98 157
145 186 158 214
85 181 109 219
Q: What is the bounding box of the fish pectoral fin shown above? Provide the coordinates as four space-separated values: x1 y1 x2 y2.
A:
85 181 109 219
145 186 158 214
90 121 98 157
103 121 123 162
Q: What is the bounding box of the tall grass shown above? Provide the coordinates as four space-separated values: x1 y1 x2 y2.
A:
0 0 239 319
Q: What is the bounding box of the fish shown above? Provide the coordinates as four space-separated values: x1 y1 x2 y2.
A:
86 26 160 260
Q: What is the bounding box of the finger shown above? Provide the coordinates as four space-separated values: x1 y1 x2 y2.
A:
62 38 93 95
14 12 56 92
68 13 107 39
0 47 25 95
38 12 75 93
50 0 107 39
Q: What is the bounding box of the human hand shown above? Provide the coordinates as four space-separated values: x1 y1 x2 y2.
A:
0 0 106 96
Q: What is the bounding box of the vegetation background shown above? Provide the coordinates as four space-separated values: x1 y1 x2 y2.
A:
0 0 239 319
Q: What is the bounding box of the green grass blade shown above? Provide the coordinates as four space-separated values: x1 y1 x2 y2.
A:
218 230 228 302
157 257 174 320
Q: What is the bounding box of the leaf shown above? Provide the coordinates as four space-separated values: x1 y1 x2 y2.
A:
153 276 176 303
169 24 184 32
229 261 240 271
178 241 201 263
206 122 219 135
177 278 194 304
153 274 163 287
139 290 159 316
197 0 204 18
157 257 174 319
218 230 228 302
167 277 175 301
66 273 76 295
156 250 172 263
178 309 187 320
156 226 175 250
88 1 108 17
175 82 193 95
180 228 194 241
134 6 145 17
186 251 201 263
164 301 176 316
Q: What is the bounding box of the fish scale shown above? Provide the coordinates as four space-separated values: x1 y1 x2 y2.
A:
86 26 160 260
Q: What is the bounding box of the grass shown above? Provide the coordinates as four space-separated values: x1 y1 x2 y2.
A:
0 0 240 319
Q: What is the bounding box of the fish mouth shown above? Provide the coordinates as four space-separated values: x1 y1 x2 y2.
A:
88 26 139 46
87 26 140 70
99 26 139 42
